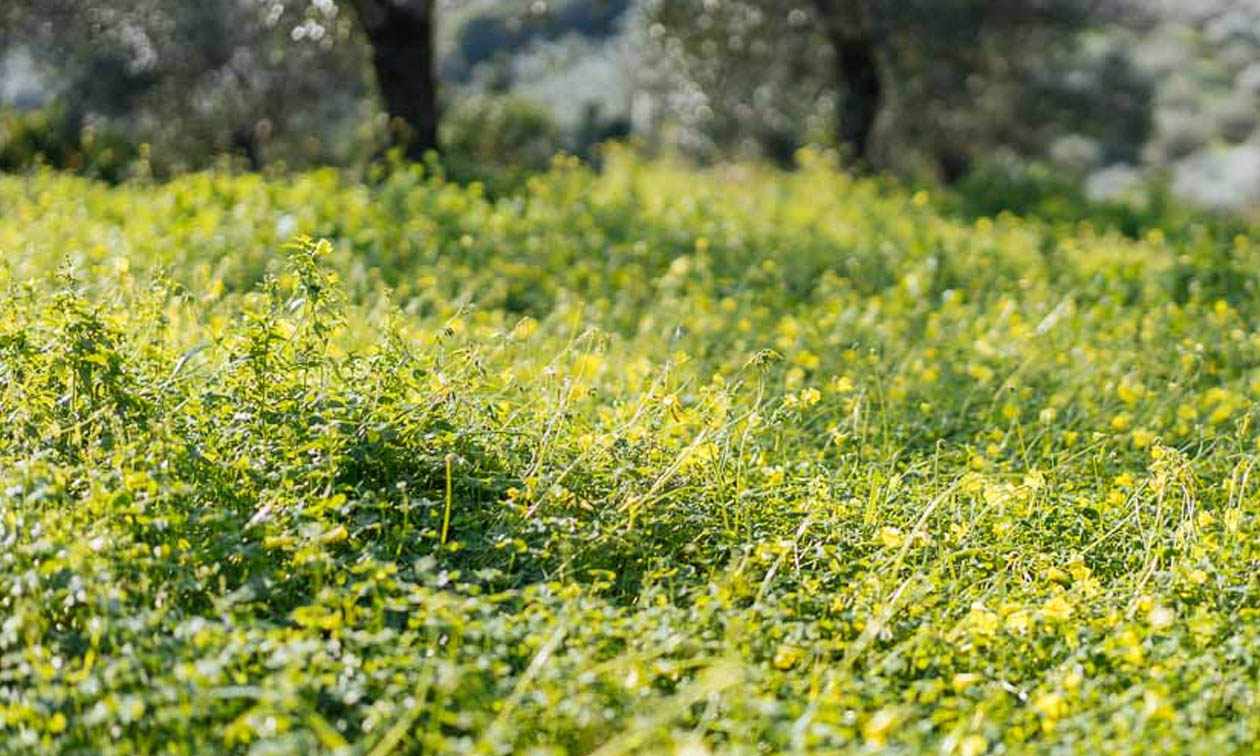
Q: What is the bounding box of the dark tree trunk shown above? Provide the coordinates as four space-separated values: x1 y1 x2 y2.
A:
348 0 439 161
937 148 972 185
811 1 882 169
232 125 264 171
831 31 881 169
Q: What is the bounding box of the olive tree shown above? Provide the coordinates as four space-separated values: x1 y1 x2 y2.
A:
643 0 1146 178
1 0 439 168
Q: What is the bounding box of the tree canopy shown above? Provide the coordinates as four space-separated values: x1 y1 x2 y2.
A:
643 0 1149 177
0 0 437 169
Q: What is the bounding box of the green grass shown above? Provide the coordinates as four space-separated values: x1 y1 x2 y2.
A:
2 152 1260 755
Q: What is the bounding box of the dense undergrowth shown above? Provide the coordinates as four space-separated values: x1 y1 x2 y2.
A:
3 152 1260 755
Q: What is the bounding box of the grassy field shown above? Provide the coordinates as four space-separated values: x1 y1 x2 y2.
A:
2 153 1260 755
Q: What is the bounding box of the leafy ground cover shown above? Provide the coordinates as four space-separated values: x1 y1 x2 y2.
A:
2 153 1260 755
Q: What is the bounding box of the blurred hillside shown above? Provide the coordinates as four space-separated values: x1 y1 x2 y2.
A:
1079 0 1260 209
440 0 636 132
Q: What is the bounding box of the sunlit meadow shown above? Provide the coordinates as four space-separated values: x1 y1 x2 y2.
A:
2 152 1260 755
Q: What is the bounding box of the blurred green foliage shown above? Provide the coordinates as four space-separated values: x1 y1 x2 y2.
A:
0 107 139 183
439 95 566 195
940 159 1259 251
